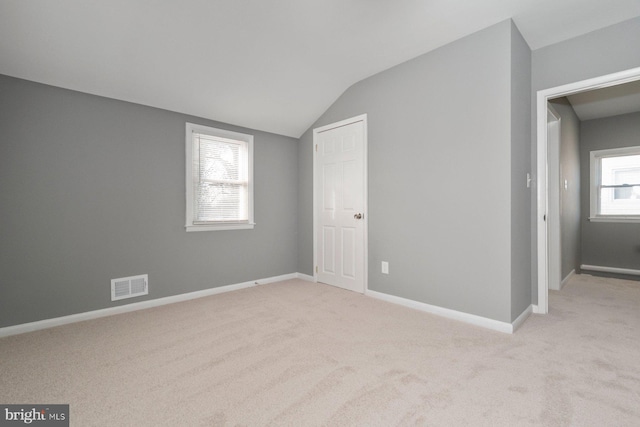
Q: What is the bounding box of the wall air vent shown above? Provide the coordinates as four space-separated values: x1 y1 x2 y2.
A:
111 274 148 301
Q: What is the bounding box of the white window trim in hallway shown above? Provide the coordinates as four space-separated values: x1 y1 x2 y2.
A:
589 145 640 222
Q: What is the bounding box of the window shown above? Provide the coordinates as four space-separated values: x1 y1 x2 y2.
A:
590 146 640 222
185 123 254 231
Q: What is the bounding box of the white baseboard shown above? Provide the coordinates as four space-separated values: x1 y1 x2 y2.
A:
296 273 316 282
1 273 533 338
0 272 304 338
580 264 640 277
365 289 522 334
512 305 533 332
560 269 575 290
532 304 542 314
253 273 298 285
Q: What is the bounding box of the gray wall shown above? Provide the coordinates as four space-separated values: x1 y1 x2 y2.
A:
510 21 533 320
549 98 581 281
0 75 299 328
531 16 640 303
299 20 528 323
580 112 640 272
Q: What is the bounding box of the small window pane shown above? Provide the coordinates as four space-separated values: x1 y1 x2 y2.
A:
200 139 241 181
613 185 640 200
601 155 640 185
197 182 246 221
600 187 640 215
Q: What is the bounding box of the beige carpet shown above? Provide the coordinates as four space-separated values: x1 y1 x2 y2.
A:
1 274 639 426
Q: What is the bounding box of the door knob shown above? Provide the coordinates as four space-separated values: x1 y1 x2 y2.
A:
354 213 363 219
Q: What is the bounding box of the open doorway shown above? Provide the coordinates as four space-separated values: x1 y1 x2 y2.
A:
536 66 640 314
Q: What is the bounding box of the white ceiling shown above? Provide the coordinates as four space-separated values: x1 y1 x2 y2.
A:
566 79 640 121
1 0 639 137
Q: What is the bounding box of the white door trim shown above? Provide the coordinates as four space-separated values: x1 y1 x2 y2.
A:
546 106 561 292
313 114 368 293
535 66 640 314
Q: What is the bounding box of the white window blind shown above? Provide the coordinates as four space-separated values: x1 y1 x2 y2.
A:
186 123 254 231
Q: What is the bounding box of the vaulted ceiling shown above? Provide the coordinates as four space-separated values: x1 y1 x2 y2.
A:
1 0 639 137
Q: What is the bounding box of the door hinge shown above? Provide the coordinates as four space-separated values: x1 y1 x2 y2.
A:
315 144 318 152
315 266 318 273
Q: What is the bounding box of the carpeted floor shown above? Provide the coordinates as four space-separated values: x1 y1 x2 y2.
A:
1 274 639 426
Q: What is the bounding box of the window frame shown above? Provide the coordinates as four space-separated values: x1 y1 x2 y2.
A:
589 145 640 223
185 122 255 232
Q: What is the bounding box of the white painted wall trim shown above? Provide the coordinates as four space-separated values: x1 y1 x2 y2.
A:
3 273 538 338
365 289 528 334
296 273 316 282
512 305 533 333
581 265 640 276
560 269 576 290
0 273 303 338
532 304 542 314
547 108 562 292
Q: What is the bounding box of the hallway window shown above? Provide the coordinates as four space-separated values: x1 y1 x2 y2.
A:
590 146 640 221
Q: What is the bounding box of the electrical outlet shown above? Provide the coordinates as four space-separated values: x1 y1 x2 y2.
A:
381 261 389 274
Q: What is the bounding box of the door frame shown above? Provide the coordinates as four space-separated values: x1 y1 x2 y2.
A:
535 66 640 314
313 114 368 292
546 105 561 292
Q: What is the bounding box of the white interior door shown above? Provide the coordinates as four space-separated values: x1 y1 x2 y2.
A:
314 116 366 293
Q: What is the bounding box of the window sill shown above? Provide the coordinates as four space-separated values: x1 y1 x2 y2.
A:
186 223 255 232
588 217 640 223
